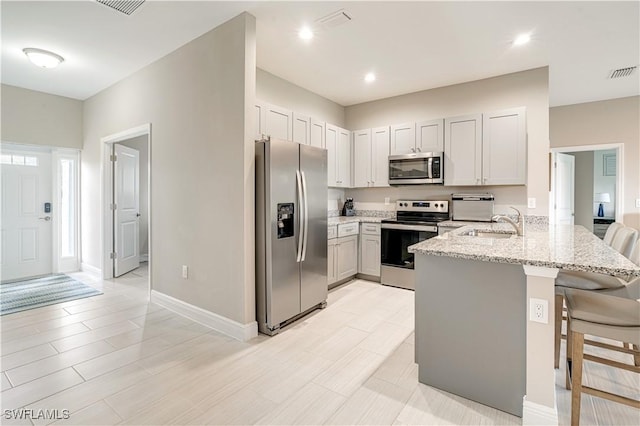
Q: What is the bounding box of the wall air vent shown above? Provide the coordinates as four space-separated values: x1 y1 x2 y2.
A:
96 0 145 16
316 9 352 29
608 66 637 79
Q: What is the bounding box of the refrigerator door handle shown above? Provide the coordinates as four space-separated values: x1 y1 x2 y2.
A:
296 170 304 263
301 170 309 262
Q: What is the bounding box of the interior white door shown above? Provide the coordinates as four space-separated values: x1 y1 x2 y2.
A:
114 144 140 277
554 152 575 225
1 147 53 281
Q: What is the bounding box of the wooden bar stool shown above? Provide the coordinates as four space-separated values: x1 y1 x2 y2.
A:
564 288 640 426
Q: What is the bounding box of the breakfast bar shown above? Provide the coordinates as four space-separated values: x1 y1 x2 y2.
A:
409 223 640 424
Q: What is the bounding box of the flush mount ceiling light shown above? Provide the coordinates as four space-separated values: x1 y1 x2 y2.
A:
512 33 531 46
298 26 314 41
364 72 376 83
23 48 64 68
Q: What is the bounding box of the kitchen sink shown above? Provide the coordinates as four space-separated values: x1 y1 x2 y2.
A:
460 229 514 239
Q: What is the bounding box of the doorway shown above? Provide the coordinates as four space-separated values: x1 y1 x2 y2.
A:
550 143 623 233
101 124 151 288
1 143 80 281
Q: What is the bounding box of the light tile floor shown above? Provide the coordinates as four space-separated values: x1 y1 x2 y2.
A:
1 266 637 425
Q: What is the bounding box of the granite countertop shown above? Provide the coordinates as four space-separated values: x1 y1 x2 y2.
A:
328 216 384 226
408 223 640 278
438 220 494 228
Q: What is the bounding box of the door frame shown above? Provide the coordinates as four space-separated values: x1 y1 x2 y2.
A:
549 143 624 224
100 124 151 287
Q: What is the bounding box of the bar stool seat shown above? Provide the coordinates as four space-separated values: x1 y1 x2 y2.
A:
556 271 625 291
564 288 640 425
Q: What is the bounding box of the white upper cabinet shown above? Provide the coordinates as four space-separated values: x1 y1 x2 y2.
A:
416 119 444 153
482 107 527 185
263 103 293 141
353 129 372 188
337 127 351 188
390 123 416 155
444 114 483 186
326 124 338 186
292 113 311 145
310 119 325 149
371 126 390 187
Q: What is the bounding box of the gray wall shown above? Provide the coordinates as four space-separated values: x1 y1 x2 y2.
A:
569 151 594 231
550 96 639 229
82 13 256 325
118 135 149 257
344 67 550 216
1 84 83 149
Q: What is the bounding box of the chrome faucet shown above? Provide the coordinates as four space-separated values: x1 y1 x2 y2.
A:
492 207 524 236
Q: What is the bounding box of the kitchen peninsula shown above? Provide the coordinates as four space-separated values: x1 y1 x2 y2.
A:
409 223 640 424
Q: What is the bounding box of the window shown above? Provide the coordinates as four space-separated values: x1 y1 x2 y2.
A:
0 154 39 166
60 158 76 258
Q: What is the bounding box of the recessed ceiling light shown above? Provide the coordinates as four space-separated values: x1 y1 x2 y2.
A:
513 33 531 46
23 48 64 68
364 72 376 83
298 26 314 41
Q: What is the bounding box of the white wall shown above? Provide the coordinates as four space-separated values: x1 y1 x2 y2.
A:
256 68 345 127
550 96 639 229
1 84 83 149
345 68 550 216
568 151 594 231
118 135 149 257
593 149 616 218
82 13 256 325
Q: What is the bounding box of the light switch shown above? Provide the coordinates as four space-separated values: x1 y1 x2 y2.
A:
636 199 640 208
527 198 536 209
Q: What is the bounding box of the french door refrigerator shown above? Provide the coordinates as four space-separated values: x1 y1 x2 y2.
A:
256 138 328 335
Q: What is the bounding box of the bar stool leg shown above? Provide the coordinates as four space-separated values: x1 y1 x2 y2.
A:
555 294 563 368
571 331 585 426
566 315 573 390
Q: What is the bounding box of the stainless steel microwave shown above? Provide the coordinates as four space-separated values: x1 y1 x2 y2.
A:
388 152 444 185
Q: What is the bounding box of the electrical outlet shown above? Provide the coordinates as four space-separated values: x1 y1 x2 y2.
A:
182 265 189 279
529 298 548 324
636 198 640 208
384 197 390 205
528 198 536 209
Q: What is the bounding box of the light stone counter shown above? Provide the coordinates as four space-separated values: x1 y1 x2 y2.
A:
327 216 384 226
409 223 640 278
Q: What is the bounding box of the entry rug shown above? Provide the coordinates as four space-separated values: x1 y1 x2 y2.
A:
0 274 102 316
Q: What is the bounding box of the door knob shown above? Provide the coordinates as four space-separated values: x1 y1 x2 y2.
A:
39 216 51 221
136 213 141 217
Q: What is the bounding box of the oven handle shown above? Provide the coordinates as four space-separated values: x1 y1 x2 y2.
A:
381 223 438 233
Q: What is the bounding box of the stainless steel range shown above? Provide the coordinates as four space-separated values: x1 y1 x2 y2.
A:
381 200 450 290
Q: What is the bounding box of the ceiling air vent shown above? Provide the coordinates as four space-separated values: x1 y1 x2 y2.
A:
96 0 145 16
316 9 352 29
608 66 637 79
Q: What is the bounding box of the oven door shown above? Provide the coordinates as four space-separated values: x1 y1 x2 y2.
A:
381 223 438 269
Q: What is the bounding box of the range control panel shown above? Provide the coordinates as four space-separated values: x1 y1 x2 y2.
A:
396 200 449 213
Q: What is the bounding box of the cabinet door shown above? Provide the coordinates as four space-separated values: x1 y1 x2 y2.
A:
328 239 338 285
337 127 351 188
292 113 311 145
254 103 265 139
337 235 358 280
264 103 293 141
482 107 526 185
326 124 338 186
359 234 381 276
371 126 390 187
352 129 372 188
390 123 416 155
416 119 444 153
310 119 325 149
444 114 482 186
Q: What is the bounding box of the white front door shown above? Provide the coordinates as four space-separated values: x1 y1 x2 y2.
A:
114 144 140 277
1 147 53 281
554 152 575 225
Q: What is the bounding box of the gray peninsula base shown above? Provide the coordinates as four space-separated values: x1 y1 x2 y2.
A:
415 254 526 417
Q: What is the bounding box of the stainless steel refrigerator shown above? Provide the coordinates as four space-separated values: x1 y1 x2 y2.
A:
256 138 328 335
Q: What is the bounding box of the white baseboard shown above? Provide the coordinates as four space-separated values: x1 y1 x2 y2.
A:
150 290 258 342
522 396 558 425
81 262 102 276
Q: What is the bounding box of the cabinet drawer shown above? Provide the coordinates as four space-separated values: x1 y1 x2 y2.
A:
361 223 381 235
328 225 337 240
338 223 359 237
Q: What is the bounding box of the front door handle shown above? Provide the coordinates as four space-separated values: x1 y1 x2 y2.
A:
39 216 51 221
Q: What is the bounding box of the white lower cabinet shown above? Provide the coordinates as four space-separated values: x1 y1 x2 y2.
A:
328 225 358 286
328 238 337 284
359 223 381 276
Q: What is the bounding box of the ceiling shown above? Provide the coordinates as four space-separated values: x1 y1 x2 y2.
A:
2 1 638 107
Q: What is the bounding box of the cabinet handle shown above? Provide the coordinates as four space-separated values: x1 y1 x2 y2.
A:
483 177 487 183
416 147 421 152
410 148 415 153
476 178 480 184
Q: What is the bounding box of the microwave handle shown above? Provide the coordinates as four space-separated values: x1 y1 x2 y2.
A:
427 157 433 179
